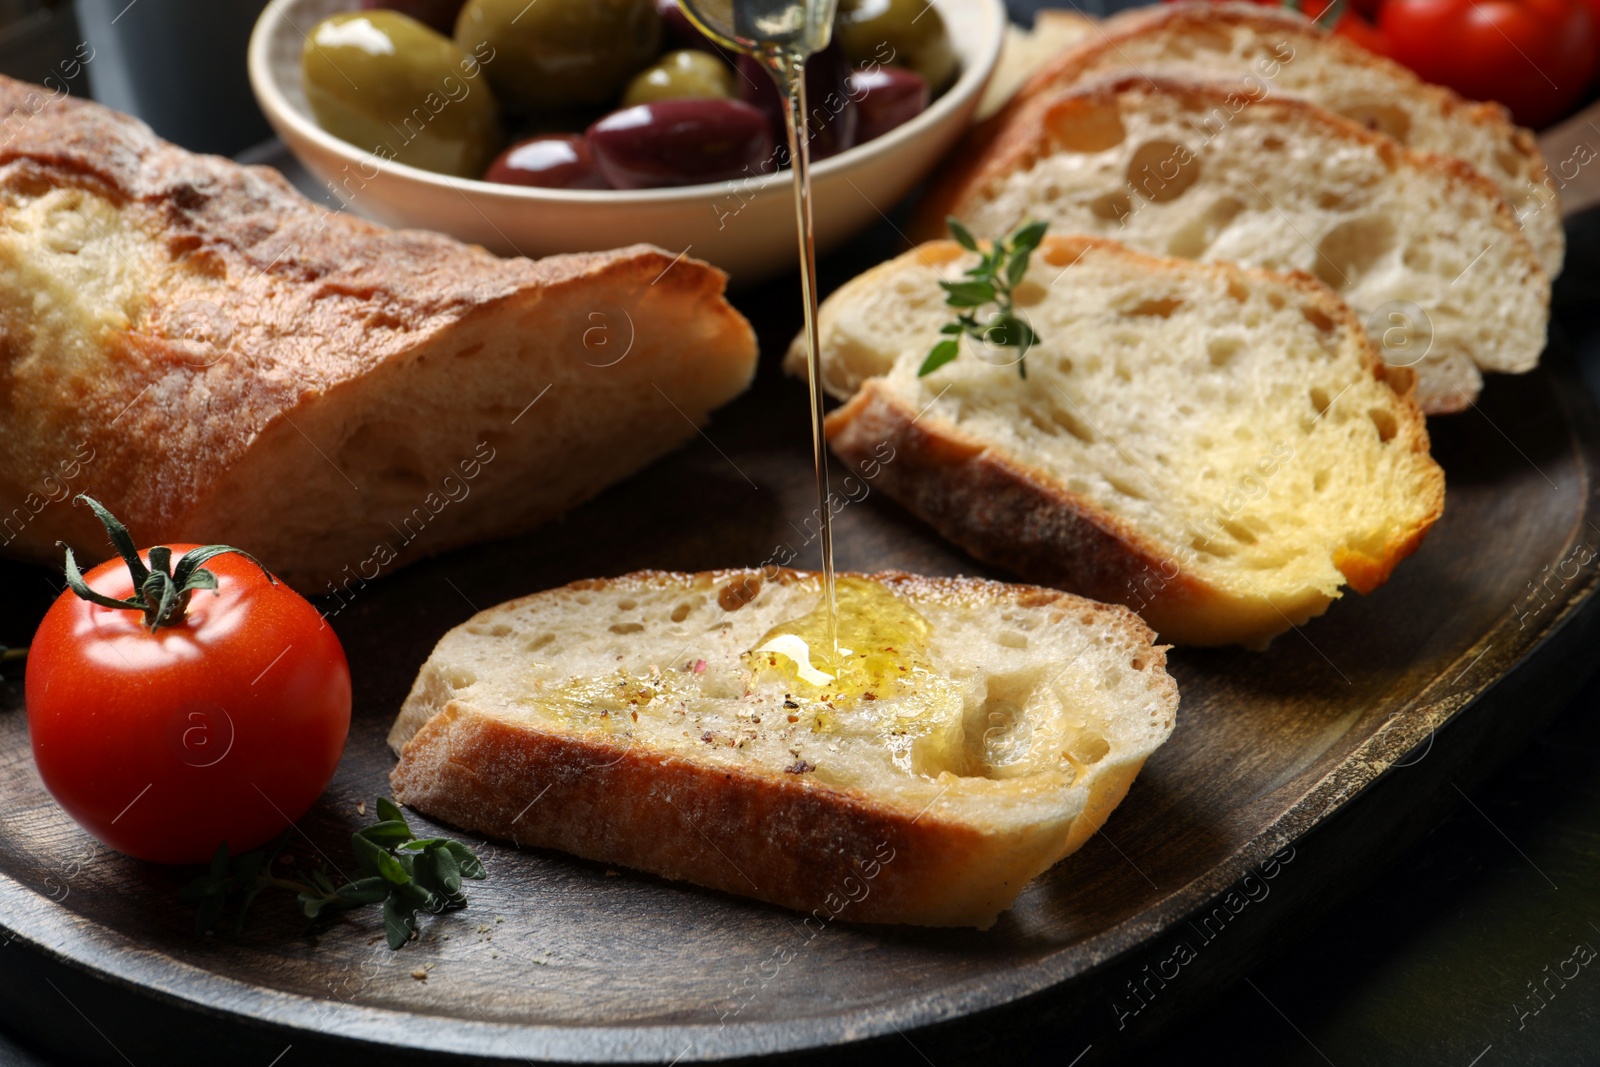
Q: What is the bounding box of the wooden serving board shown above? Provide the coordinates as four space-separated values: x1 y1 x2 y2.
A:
2 162 1600 1064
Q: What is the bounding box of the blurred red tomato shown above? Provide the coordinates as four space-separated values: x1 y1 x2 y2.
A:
1380 0 1597 126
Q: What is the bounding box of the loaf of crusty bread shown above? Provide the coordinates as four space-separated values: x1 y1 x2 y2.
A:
990 3 1563 278
388 568 1179 928
918 75 1549 414
0 76 756 589
786 236 1446 648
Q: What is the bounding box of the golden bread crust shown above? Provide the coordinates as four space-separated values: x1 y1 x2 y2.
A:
393 702 997 926
0 75 755 583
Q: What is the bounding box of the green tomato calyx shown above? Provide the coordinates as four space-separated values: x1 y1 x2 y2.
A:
58 495 276 632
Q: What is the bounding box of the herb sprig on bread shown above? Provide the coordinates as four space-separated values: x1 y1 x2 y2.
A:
920 218 1048 380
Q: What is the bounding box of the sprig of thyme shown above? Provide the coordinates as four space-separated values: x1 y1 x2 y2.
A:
919 217 1049 380
181 797 486 949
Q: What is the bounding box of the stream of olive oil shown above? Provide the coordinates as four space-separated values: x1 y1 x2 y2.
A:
678 0 842 664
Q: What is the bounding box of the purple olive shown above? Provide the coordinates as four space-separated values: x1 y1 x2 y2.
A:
847 66 929 144
484 134 610 189
359 0 466 35
587 99 777 188
737 38 859 162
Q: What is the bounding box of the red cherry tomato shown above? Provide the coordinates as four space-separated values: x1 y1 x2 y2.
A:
1380 0 1598 126
26 542 350 865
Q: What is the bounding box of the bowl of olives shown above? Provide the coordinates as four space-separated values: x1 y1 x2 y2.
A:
248 0 1005 282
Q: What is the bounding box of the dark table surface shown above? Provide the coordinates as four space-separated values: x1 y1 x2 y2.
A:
3 1 1600 1064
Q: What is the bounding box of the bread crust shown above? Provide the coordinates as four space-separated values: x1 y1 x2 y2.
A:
816 237 1444 648
390 568 1178 928
0 76 755 584
394 702 1005 927
933 2 1560 274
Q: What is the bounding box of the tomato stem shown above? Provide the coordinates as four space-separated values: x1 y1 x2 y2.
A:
59 495 276 632
1310 0 1349 30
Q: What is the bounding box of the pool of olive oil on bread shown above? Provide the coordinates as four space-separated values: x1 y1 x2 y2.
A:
387 570 1180 928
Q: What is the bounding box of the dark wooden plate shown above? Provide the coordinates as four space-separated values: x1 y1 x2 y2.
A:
5 101 1600 1060
0 287 1597 1065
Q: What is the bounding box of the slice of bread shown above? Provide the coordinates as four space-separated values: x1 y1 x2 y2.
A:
0 75 757 590
784 236 1446 648
388 568 1179 928
998 3 1563 278
918 76 1550 415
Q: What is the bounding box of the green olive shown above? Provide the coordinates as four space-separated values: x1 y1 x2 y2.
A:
621 50 736 107
835 0 958 92
454 0 661 112
302 11 502 178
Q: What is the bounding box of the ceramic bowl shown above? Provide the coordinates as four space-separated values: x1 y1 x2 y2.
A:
247 0 1006 283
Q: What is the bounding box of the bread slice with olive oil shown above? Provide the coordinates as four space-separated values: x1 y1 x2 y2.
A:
983 3 1563 278
387 568 1179 928
0 76 756 589
916 75 1550 414
785 236 1445 648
